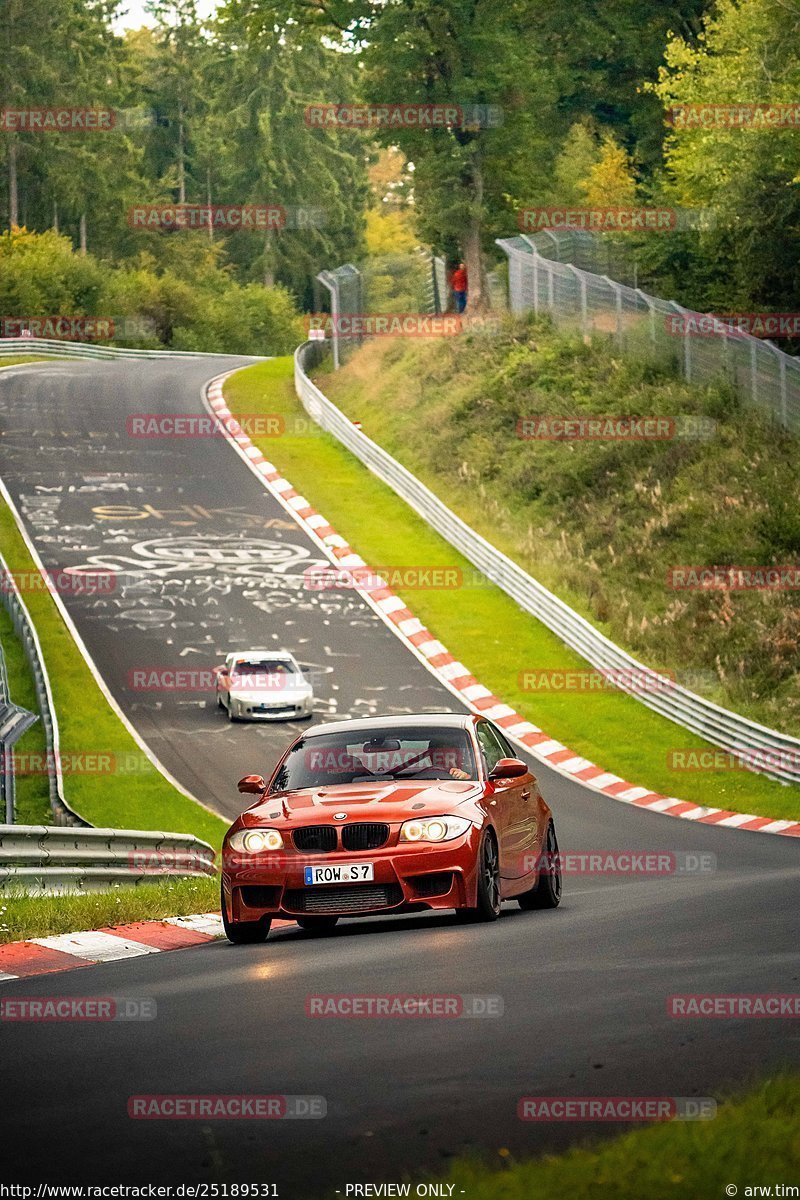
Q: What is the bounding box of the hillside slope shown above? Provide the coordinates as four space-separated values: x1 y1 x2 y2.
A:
318 319 800 736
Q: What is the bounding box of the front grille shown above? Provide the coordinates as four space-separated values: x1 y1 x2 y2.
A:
406 871 455 898
293 826 337 853
341 822 390 851
239 885 281 909
283 884 403 914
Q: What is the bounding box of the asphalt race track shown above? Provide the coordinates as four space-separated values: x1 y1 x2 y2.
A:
1 358 798 1194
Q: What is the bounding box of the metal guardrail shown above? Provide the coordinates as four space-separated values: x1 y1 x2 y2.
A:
0 337 259 361
0 825 216 894
0 552 88 827
0 633 39 823
294 340 800 785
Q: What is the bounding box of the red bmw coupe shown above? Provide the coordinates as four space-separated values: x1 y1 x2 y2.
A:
220 713 561 943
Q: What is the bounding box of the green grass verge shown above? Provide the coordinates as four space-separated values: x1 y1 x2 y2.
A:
0 500 226 845
0 356 55 368
0 604 50 824
442 1075 799 1200
225 357 798 819
0 874 219 943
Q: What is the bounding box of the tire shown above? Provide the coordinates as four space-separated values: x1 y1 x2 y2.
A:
221 880 271 944
296 916 339 933
518 819 562 910
455 830 501 923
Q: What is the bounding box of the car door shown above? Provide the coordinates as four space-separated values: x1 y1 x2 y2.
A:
493 726 543 880
476 721 525 883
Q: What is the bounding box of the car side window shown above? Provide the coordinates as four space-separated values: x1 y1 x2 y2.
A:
476 722 505 775
491 726 516 759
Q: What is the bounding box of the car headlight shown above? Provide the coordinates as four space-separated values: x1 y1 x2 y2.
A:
229 828 283 853
399 815 472 843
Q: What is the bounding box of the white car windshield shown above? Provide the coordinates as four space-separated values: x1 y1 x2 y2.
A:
232 660 295 678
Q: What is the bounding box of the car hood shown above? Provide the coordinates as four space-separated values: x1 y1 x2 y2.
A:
245 779 483 825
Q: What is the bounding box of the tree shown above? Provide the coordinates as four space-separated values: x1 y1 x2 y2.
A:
650 0 800 313
360 0 557 308
580 134 637 209
207 1 368 300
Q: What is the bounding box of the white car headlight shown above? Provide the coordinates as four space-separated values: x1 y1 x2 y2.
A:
399 815 472 843
229 828 284 853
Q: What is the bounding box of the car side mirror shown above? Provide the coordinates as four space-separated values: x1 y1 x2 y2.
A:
238 774 266 795
489 757 528 780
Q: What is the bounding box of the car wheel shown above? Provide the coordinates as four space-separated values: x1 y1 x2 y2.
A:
221 880 271 944
455 830 501 923
518 819 562 910
296 916 339 933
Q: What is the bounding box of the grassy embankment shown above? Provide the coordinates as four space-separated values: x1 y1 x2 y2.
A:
442 1074 799 1200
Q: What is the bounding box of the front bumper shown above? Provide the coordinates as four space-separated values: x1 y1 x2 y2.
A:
228 697 313 721
222 828 482 922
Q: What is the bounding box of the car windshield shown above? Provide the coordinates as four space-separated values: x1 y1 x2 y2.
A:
232 660 295 679
269 725 477 792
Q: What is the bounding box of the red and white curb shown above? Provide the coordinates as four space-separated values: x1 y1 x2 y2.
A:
205 371 800 841
0 914 296 983
0 914 224 982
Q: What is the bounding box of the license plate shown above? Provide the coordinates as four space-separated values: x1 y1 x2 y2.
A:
304 863 374 885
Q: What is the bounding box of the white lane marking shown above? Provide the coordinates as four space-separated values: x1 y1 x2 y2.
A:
663 804 706 819
375 595 407 613
397 618 425 636
615 786 653 801
532 739 565 757
481 704 516 720
164 913 225 937
588 772 626 789
0 971 19 981
757 819 795 833
31 931 160 961
559 756 594 774
716 812 765 828
438 660 470 681
416 639 447 658
644 797 689 813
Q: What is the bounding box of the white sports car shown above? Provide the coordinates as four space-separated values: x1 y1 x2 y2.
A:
215 650 314 722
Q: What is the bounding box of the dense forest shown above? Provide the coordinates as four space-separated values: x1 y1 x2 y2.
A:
1 0 799 349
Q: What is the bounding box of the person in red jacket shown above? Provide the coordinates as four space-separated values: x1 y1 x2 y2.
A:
451 262 468 312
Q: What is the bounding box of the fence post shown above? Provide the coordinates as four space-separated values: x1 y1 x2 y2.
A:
569 265 588 337
601 276 623 347
721 324 731 384
520 235 540 315
767 341 788 429
635 289 657 349
750 336 759 409
668 302 691 382
315 270 340 370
